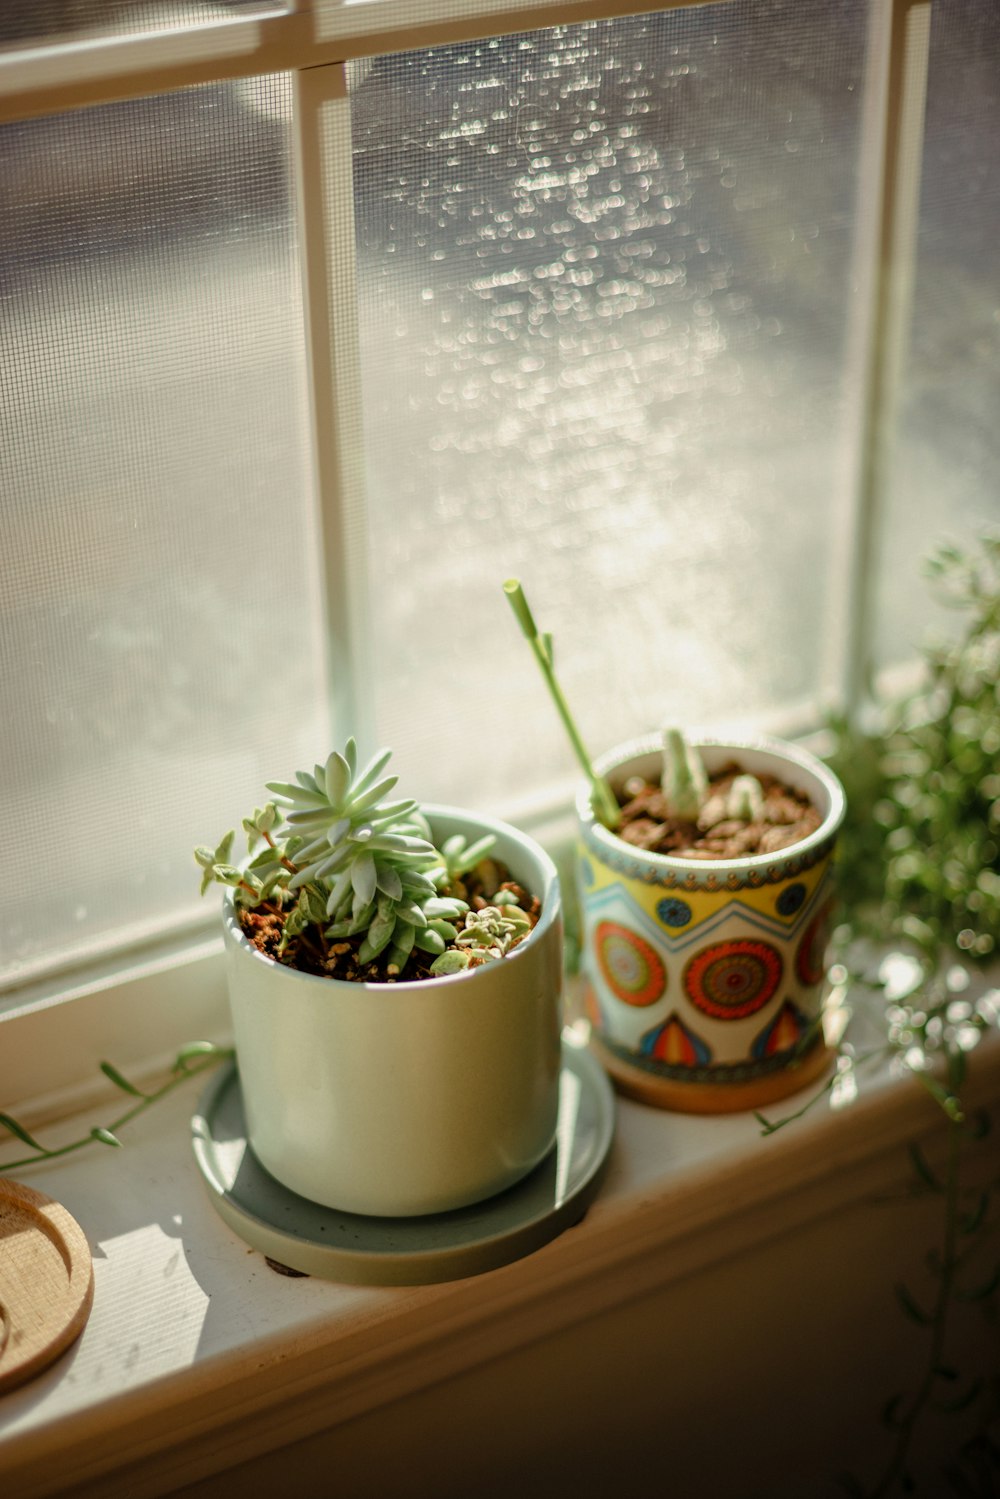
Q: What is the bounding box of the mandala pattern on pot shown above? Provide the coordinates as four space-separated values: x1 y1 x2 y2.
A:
595 921 666 1007
683 939 783 1021
796 895 836 987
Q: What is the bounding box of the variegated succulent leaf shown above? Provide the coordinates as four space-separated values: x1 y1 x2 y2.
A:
491 888 522 908
428 948 474 976
454 903 531 960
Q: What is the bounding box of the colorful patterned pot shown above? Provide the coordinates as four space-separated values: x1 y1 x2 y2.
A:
575 737 846 1113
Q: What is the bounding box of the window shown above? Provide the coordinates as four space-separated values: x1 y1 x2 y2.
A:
1 74 325 991
350 6 869 807
1 1 996 1068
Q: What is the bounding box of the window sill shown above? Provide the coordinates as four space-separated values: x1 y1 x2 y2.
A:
2 993 998 1499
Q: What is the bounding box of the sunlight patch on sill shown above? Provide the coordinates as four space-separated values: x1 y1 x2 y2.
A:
90 1220 211 1384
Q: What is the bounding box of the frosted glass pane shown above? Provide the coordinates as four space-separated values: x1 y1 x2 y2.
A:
0 1 286 49
351 0 868 809
875 0 1000 666
0 76 325 990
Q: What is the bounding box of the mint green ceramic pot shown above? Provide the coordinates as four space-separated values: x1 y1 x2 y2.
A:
223 806 563 1217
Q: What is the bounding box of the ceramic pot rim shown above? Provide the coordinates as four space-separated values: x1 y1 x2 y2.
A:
223 801 561 996
576 734 846 874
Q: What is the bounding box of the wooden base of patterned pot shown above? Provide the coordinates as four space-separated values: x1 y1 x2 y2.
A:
589 1025 834 1115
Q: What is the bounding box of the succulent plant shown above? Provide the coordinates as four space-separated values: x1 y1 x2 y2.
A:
437 831 498 885
428 897 533 975
661 727 708 820
723 773 765 822
196 740 515 979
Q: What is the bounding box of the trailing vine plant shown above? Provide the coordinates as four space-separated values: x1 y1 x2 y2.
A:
757 535 1000 1496
0 1043 234 1173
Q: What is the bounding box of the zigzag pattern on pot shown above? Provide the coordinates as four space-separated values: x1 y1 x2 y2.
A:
581 871 832 957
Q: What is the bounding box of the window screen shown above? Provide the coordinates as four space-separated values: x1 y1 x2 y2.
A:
350 0 869 809
0 76 325 989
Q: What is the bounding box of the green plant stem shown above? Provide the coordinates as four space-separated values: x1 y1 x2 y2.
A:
262 830 300 879
866 1114 964 1498
296 929 329 964
503 579 620 829
755 1045 888 1134
260 833 330 958
237 879 280 914
0 1048 233 1174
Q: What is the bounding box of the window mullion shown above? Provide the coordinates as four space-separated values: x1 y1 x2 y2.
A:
839 0 932 718
292 62 374 754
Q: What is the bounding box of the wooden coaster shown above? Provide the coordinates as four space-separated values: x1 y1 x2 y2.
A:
0 1179 94 1395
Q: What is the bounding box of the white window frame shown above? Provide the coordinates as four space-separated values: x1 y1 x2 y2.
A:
0 0 932 1113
